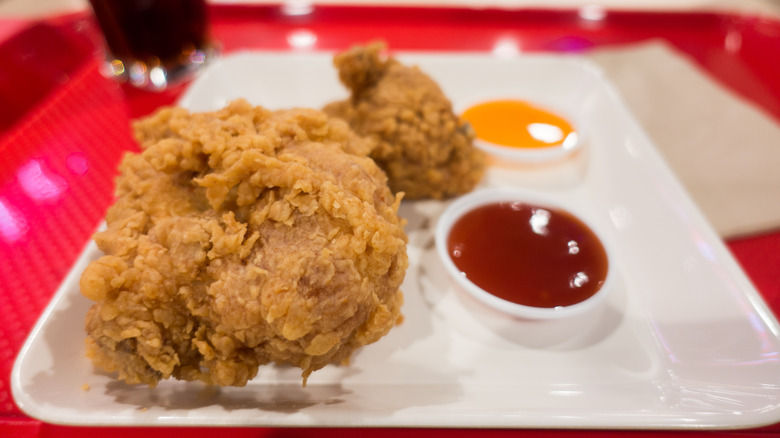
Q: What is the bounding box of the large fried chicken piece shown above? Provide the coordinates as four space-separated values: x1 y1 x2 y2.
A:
80 99 408 387
323 42 485 199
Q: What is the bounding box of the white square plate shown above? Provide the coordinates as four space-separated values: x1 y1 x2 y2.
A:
12 51 780 429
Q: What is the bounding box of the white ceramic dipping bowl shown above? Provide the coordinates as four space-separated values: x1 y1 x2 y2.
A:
435 187 615 321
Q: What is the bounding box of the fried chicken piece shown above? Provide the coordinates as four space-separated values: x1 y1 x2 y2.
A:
323 42 485 199
80 99 408 387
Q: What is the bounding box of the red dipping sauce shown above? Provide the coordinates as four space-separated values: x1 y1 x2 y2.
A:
446 202 608 308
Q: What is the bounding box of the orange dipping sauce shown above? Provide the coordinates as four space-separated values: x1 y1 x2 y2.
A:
461 99 576 150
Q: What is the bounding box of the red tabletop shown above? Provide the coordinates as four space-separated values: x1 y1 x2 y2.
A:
1 4 779 437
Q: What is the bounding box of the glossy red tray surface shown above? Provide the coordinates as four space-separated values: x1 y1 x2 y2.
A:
1 5 779 437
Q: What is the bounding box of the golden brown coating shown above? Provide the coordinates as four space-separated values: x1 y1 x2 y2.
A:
80 99 408 387
323 42 485 199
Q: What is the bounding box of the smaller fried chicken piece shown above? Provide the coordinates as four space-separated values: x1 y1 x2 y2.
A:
323 42 485 200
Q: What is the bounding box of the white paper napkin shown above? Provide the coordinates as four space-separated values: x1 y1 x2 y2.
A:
586 40 780 238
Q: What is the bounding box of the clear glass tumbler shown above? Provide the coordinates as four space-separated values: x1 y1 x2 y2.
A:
88 0 218 91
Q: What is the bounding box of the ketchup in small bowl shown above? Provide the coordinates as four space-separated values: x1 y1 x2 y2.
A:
435 188 614 320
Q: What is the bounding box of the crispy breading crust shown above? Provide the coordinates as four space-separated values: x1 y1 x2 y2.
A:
324 42 485 199
80 100 408 387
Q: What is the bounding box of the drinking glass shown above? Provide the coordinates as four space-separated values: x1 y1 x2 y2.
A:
88 0 218 90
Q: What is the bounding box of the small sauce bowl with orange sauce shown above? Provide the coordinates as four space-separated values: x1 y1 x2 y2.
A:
435 187 615 322
460 98 583 163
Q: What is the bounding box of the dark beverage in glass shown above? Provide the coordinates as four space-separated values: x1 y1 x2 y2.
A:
88 0 217 90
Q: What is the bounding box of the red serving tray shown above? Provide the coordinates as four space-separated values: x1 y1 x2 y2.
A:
1 4 779 437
